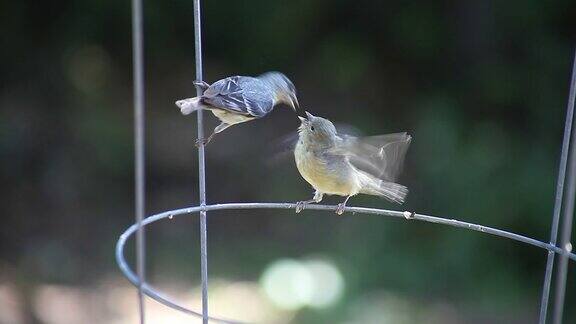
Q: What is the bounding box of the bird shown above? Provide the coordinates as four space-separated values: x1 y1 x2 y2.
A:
294 111 411 215
175 71 299 145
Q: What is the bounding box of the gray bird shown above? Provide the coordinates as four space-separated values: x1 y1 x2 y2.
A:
294 112 411 215
175 72 299 145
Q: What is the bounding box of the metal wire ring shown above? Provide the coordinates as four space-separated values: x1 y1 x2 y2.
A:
115 202 576 322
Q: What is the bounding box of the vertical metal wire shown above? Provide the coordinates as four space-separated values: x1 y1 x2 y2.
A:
538 50 576 324
131 0 146 322
192 0 209 323
551 49 576 324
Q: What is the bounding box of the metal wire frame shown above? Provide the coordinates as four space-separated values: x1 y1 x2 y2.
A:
191 0 210 323
117 203 576 323
127 0 576 321
551 50 576 324
539 49 576 324
131 0 146 322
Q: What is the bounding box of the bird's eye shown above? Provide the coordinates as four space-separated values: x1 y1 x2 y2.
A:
310 126 315 132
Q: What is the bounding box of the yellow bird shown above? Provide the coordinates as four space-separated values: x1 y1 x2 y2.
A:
294 112 411 215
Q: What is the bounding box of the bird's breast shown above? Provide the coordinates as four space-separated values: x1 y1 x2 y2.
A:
294 142 359 196
211 110 255 125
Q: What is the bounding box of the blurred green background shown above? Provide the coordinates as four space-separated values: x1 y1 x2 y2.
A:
1 0 576 323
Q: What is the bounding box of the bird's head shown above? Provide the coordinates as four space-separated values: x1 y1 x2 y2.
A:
298 111 338 146
260 72 299 111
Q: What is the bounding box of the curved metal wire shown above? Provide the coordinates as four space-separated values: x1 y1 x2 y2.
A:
116 202 576 322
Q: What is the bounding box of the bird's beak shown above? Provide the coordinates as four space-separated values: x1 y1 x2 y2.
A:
289 93 299 111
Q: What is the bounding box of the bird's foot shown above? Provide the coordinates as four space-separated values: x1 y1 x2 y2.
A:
403 211 415 220
335 203 347 215
296 201 306 214
193 80 210 91
195 133 215 147
295 201 307 213
195 137 208 147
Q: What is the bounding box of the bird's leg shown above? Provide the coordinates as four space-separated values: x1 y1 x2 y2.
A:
295 191 323 213
195 123 230 147
335 195 352 215
195 135 212 147
193 80 210 91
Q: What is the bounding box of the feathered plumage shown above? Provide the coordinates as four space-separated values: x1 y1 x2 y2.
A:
175 72 298 145
294 111 411 215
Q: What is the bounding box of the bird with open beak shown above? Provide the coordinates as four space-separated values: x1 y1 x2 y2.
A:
176 71 299 145
294 111 411 215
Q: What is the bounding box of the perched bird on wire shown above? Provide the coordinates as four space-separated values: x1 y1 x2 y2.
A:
175 71 299 145
294 111 411 215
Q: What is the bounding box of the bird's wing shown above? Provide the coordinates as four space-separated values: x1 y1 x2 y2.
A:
265 130 299 166
331 132 412 182
202 76 274 118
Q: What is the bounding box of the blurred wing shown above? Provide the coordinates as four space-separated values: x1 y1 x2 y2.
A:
202 76 274 118
333 123 364 138
333 132 412 182
265 130 299 167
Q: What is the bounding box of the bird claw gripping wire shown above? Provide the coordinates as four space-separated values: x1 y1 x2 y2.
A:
295 196 323 213
193 80 210 91
195 135 215 148
335 203 347 215
403 211 415 220
195 138 207 148
295 201 307 213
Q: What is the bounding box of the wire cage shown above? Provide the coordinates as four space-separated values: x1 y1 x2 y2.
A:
116 0 576 323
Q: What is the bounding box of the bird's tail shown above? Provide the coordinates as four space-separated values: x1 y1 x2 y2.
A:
175 97 203 115
358 171 408 204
